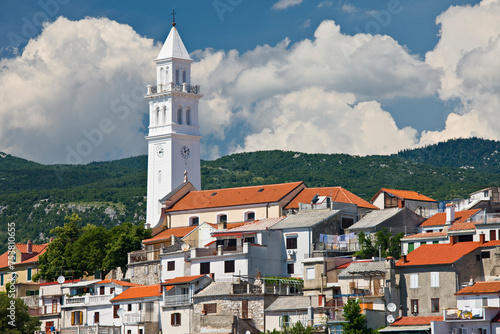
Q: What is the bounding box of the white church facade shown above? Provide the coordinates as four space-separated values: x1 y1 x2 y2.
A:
145 23 202 228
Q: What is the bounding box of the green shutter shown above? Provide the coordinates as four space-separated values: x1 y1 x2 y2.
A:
27 267 32 281
408 243 414 253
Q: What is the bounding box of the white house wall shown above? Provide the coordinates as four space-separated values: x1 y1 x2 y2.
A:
161 252 189 280
161 306 191 334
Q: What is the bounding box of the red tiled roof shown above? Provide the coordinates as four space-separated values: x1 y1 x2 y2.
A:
111 284 161 302
162 274 207 286
95 279 141 287
456 281 500 295
284 187 379 210
420 209 481 227
372 188 436 203
401 231 447 240
396 242 481 266
0 243 49 269
166 182 305 212
391 316 442 326
213 217 285 235
16 243 48 254
143 225 197 244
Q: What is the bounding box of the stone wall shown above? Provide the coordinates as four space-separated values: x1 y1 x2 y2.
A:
126 261 161 285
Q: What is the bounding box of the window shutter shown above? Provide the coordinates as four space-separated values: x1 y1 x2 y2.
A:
171 313 175 325
79 311 83 325
71 312 75 325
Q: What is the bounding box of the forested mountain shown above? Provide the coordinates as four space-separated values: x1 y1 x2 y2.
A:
1 137 499 252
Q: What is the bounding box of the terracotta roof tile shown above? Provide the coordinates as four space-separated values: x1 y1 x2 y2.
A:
0 243 49 269
372 188 436 203
162 274 208 285
95 279 141 287
396 242 480 266
166 182 305 212
143 226 197 244
391 316 442 326
336 260 371 269
111 284 161 302
284 187 379 210
213 217 285 235
402 231 447 240
16 243 48 254
421 209 481 227
456 281 500 295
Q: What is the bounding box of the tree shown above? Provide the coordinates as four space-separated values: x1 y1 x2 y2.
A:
356 229 403 260
355 232 377 259
0 294 41 334
341 299 376 334
388 232 404 259
265 321 314 334
70 224 110 277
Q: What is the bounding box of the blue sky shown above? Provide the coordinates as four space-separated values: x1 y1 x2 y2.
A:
1 0 499 164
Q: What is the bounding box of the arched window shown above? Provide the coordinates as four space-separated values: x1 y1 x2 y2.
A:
177 107 183 124
175 69 180 85
186 108 191 125
189 217 199 226
159 67 164 84
156 107 160 125
158 170 162 183
162 106 167 124
165 66 169 84
182 70 186 84
217 214 228 223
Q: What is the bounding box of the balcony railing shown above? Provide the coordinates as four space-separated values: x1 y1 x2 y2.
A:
28 307 43 316
476 213 500 225
63 293 115 306
164 294 191 306
194 245 245 257
122 312 156 325
147 83 201 95
21 295 39 308
129 249 160 264
444 308 484 321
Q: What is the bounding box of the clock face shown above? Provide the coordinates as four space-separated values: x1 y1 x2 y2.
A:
180 145 190 159
156 145 164 157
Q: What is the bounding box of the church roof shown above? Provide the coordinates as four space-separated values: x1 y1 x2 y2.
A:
156 26 191 61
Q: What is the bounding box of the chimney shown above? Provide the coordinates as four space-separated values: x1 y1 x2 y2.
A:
445 203 456 224
27 240 32 254
218 221 227 230
450 235 456 246
398 200 404 209
480 233 485 245
49 236 54 243
401 254 407 264
209 273 215 280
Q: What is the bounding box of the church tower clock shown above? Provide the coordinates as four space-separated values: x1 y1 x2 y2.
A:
145 20 202 228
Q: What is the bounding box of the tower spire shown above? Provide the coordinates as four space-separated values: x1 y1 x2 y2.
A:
171 8 176 27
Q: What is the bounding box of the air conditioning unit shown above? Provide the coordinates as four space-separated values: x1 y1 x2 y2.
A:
287 250 294 255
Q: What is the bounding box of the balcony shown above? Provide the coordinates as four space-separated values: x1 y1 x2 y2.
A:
444 308 484 321
129 249 160 264
163 294 191 306
194 244 245 258
21 295 39 308
63 293 115 307
476 213 500 225
122 312 156 325
147 82 201 95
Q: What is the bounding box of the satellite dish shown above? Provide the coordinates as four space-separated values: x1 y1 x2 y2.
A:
57 276 65 284
181 243 190 252
117 308 125 317
387 314 395 324
311 194 319 204
387 303 397 313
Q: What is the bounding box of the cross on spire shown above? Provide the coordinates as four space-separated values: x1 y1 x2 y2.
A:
171 8 176 26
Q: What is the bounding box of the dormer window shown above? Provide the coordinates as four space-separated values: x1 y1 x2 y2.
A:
244 211 255 221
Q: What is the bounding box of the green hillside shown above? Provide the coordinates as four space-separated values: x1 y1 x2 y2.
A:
1 137 499 252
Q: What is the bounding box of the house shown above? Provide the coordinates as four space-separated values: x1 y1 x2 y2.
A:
160 274 212 334
396 237 500 317
337 258 398 324
378 316 443 333
347 207 425 236
192 278 295 334
265 295 328 331
371 188 438 218
110 284 163 334
452 187 500 213
282 186 379 217
188 218 285 280
156 181 306 230
270 209 351 278
400 205 483 254
431 280 500 333
0 241 48 313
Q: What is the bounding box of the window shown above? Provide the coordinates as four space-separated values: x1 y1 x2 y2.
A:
182 70 186 83
186 108 191 125
168 261 175 271
171 312 181 326
286 237 297 250
218 214 227 223
410 299 419 315
200 262 210 275
131 267 134 277
177 107 183 124
481 251 491 258
430 272 439 287
27 267 32 281
100 286 105 295
139 330 143 334
94 312 100 324
52 299 58 313
154 265 158 274
110 287 115 294
225 260 235 273
190 217 199 226
203 303 217 314
245 212 255 221
127 331 132 334
482 297 488 307
175 69 180 84
279 315 290 327
128 304 132 311
1 273 3 286
71 311 83 325
410 274 419 289
306 267 315 280
431 298 439 313
490 230 497 241
145 266 149 275
408 242 414 253
287 263 294 275
139 303 143 311
113 305 119 318
243 237 255 244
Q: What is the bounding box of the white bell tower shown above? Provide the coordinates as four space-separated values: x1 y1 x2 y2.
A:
145 19 202 228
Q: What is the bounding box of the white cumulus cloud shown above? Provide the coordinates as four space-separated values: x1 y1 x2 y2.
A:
272 0 303 10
